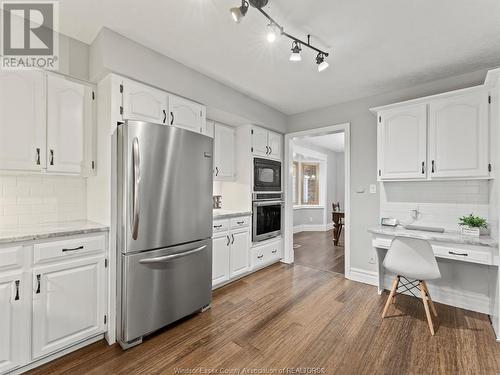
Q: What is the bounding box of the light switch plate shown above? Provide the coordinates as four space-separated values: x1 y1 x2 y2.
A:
369 184 377 194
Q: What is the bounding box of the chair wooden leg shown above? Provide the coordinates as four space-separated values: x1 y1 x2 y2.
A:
422 281 438 317
382 276 400 318
420 281 435 335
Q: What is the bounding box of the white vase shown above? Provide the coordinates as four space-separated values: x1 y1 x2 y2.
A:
459 225 480 237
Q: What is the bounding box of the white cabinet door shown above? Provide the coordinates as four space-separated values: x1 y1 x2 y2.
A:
122 79 168 124
252 127 269 157
0 70 45 171
169 95 206 134
229 229 250 278
267 131 282 160
46 75 88 174
378 104 428 180
32 256 105 360
0 272 29 374
214 124 235 180
212 235 230 287
429 91 489 178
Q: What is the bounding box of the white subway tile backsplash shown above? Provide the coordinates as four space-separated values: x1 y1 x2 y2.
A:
0 174 86 227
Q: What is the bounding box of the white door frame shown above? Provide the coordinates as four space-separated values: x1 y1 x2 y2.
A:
283 123 351 278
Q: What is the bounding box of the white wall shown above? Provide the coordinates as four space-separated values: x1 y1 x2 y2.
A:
89 28 287 133
287 68 493 273
0 175 86 226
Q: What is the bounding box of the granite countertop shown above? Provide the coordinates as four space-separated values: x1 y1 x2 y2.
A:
0 220 109 244
368 226 498 248
213 209 252 220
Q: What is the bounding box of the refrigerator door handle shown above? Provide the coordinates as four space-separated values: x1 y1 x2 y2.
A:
138 245 207 264
131 137 141 240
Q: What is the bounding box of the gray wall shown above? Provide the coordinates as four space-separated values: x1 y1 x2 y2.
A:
287 68 492 273
293 208 324 227
58 33 90 81
89 28 287 133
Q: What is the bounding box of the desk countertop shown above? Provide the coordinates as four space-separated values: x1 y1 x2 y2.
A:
368 226 498 248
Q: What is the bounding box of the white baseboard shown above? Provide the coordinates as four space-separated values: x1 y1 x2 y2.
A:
349 267 378 286
294 223 333 234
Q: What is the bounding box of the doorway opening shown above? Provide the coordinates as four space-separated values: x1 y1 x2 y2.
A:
283 123 350 276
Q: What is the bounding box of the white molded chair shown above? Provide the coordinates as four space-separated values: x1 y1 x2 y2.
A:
381 237 441 335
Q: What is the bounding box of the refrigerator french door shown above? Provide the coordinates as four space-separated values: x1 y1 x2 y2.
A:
117 121 213 349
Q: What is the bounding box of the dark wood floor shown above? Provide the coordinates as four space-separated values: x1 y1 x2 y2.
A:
294 230 344 274
27 261 500 375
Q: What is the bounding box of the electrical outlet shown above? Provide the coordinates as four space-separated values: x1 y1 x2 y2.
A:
368 255 376 264
370 184 377 194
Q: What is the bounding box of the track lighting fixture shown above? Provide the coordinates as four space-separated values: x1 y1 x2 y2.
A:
316 53 329 72
230 0 249 24
229 0 330 71
289 41 302 62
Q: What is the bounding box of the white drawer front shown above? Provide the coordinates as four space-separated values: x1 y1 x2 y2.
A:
0 246 24 271
251 240 281 269
230 216 250 229
433 245 492 265
213 219 229 234
34 235 105 264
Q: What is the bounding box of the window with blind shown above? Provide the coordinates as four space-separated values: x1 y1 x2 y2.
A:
301 163 319 205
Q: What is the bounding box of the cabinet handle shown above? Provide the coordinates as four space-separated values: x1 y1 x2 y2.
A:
449 251 468 257
50 149 54 165
36 274 41 294
162 110 166 124
272 250 277 254
237 221 244 225
231 234 235 244
14 280 20 301
265 146 269 155
431 160 435 173
269 147 272 155
214 224 223 228
36 148 40 165
170 112 174 125
421 161 425 174
215 167 219 176
257 254 264 259
226 235 231 246
62 245 84 252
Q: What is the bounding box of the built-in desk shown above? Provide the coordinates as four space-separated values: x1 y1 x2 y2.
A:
368 226 499 329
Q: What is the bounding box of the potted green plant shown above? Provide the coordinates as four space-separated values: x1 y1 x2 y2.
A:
458 214 488 237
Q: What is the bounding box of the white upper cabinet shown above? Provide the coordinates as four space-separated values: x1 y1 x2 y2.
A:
429 91 489 178
168 95 206 134
251 126 282 160
378 104 427 180
0 271 28 374
122 79 168 124
47 75 90 174
0 70 45 171
32 256 105 360
214 123 235 180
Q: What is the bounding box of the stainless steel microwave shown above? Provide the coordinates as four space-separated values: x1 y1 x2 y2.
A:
253 158 281 192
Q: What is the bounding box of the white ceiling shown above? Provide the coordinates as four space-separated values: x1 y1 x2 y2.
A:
302 133 345 152
57 0 500 115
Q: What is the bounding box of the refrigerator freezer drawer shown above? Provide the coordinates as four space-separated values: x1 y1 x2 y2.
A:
120 239 212 343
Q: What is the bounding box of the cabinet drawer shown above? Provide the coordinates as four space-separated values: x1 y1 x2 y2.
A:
251 240 281 269
433 245 492 265
0 246 24 271
230 216 250 229
34 235 105 264
213 219 229 234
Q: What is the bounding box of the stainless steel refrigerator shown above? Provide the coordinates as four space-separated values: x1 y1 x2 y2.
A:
116 120 213 349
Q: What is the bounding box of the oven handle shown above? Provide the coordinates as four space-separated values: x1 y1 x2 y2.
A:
253 200 284 207
138 245 207 264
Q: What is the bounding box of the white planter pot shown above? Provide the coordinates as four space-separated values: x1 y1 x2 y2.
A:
459 225 480 237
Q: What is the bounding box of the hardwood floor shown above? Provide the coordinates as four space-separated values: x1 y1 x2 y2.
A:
27 263 500 375
294 230 344 274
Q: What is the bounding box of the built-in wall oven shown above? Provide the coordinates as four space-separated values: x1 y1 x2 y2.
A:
252 193 283 242
253 158 281 192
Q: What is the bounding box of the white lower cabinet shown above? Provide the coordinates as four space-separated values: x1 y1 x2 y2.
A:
212 216 250 288
32 256 106 359
251 238 282 270
0 233 107 375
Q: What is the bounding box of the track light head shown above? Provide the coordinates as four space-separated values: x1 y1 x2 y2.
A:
316 53 329 72
289 41 302 62
230 0 249 23
266 23 279 43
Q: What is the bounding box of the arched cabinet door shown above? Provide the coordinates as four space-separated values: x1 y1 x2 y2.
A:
46 74 89 174
169 95 206 134
429 91 489 178
378 103 428 180
122 79 168 124
0 70 45 171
